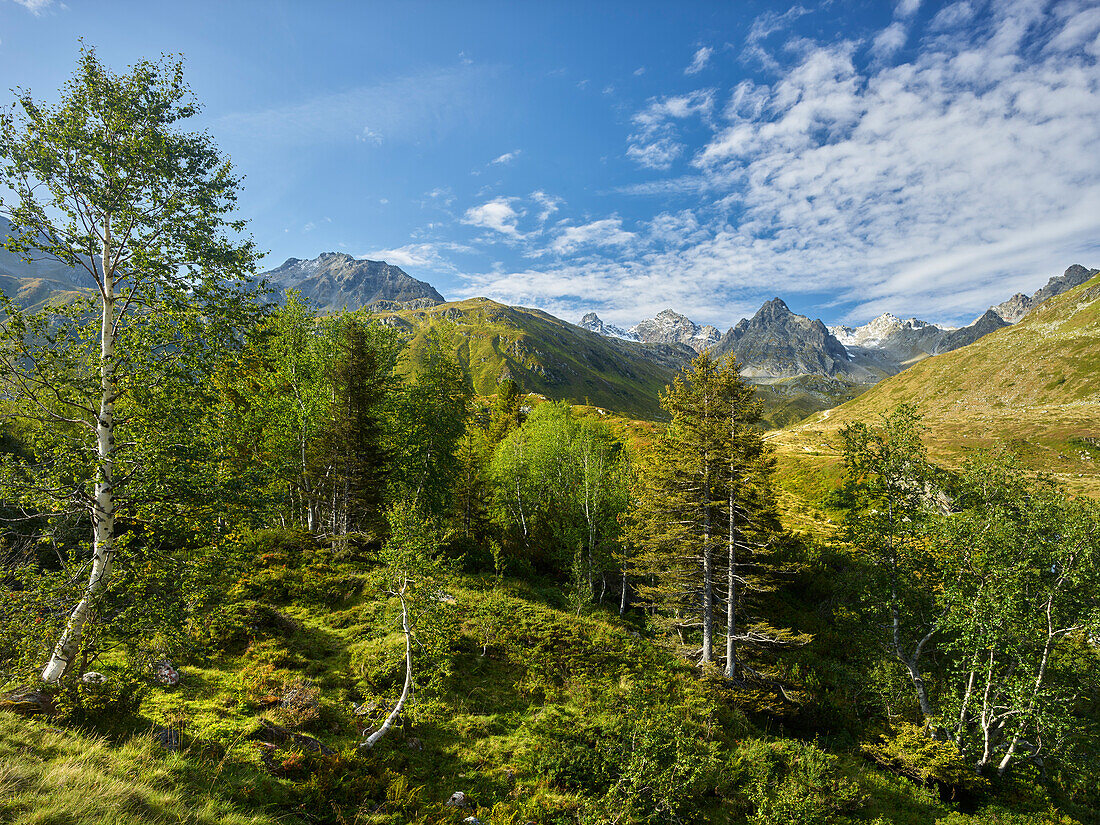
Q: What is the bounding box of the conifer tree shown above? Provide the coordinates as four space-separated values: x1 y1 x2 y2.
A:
631 352 777 677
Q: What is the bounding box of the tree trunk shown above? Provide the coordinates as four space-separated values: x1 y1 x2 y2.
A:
725 488 737 679
42 219 117 684
360 589 413 749
701 465 713 664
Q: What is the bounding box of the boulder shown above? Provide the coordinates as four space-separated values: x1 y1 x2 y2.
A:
152 661 180 688
81 672 108 684
0 686 54 716
446 791 470 808
246 718 334 756
151 724 180 751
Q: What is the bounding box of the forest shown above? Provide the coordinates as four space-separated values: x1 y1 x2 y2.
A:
0 46 1097 825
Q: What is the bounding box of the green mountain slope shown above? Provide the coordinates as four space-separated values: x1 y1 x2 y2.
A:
375 297 690 419
773 273 1100 498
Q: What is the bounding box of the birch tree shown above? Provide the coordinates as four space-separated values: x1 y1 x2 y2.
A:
937 453 1100 776
0 46 258 683
359 502 453 750
839 406 940 723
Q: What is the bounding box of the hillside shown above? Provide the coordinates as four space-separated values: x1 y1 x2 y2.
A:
0 217 95 311
772 272 1100 499
374 297 689 420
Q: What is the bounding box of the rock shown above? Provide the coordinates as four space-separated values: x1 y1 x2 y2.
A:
406 736 423 751
463 818 482 824
446 791 470 808
281 685 319 710
151 724 180 751
152 661 180 688
246 718 335 756
353 699 380 717
0 686 55 716
81 671 108 684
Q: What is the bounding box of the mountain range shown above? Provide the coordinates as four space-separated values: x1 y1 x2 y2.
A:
775 269 1100 499
580 264 1097 383
2 231 1096 428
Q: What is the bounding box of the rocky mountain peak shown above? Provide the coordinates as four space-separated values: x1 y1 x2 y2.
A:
991 264 1100 323
578 312 637 341
260 252 444 311
627 309 720 353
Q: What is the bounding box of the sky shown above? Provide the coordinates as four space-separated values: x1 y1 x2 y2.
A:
1 0 1098 330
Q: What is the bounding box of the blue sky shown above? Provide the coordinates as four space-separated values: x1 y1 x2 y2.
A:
1 0 1098 329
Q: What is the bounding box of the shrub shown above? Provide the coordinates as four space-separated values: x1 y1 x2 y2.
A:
729 738 864 825
53 669 148 725
862 723 988 797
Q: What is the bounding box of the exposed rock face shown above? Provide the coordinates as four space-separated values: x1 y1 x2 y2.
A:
628 309 720 353
261 252 444 311
578 312 638 341
831 314 951 358
714 298 859 379
933 309 1009 354
991 264 1100 322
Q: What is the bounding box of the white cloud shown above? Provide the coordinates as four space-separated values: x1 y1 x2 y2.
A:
685 46 714 75
531 190 564 222
462 198 524 238
627 89 715 170
872 22 909 60
895 0 921 18
7 0 53 13
550 218 636 255
742 6 812 71
356 126 383 144
363 243 461 272
490 150 521 165
456 0 1100 328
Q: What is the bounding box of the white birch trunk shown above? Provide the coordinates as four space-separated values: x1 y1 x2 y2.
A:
360 587 414 749
42 219 117 683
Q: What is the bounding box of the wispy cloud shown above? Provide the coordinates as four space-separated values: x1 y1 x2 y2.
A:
363 242 467 273
626 89 715 170
741 5 812 71
456 1 1100 329
895 0 921 18
550 218 635 255
490 150 521 165
216 64 493 146
6 0 54 14
685 46 714 75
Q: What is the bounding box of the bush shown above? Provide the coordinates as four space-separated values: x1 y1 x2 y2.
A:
729 738 865 825
862 723 988 797
53 669 148 725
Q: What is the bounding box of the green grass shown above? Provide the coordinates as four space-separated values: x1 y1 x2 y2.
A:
4 540 1085 825
378 297 686 420
0 713 275 825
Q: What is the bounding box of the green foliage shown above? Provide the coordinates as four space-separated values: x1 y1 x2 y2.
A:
52 669 149 725
630 350 781 676
519 677 725 823
490 402 630 591
730 738 865 825
862 723 988 794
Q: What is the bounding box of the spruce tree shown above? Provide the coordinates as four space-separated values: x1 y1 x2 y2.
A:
631 351 776 677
